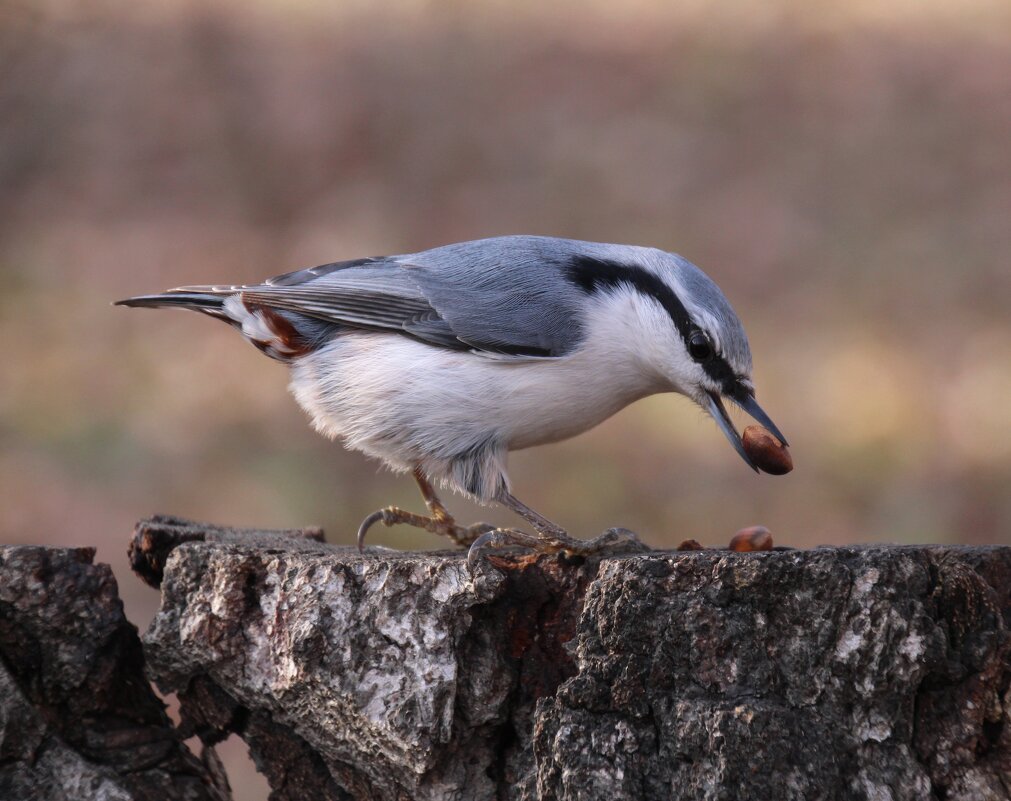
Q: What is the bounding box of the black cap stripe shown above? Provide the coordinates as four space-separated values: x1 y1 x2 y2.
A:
565 255 739 392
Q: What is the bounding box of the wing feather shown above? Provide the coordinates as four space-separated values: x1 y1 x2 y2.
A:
173 237 593 357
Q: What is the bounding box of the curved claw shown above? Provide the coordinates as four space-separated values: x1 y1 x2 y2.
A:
454 521 498 548
466 528 540 568
357 508 392 551
466 530 500 568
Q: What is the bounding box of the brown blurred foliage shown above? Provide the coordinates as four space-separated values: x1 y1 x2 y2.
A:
2 0 1010 632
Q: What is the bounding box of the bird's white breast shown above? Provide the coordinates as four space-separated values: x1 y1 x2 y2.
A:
288 287 674 470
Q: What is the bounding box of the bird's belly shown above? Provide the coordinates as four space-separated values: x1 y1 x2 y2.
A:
501 385 638 450
289 332 655 462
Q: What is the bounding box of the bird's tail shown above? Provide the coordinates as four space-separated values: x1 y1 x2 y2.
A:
114 289 225 311
113 288 242 326
115 287 321 361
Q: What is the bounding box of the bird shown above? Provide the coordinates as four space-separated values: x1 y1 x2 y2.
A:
116 235 787 559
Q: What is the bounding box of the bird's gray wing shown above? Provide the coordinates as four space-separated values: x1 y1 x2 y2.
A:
394 236 590 357
213 237 593 357
245 260 460 345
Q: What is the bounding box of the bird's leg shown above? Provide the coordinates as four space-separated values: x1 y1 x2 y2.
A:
412 470 460 527
496 490 577 544
466 490 647 565
413 470 500 545
356 468 496 550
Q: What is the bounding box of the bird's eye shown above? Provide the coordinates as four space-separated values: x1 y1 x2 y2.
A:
688 331 714 362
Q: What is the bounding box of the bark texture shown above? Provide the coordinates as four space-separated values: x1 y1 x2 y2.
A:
0 545 230 801
135 518 1011 801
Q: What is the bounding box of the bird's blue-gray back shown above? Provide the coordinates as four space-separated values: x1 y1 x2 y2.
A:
248 236 606 357
395 236 612 356
240 235 748 365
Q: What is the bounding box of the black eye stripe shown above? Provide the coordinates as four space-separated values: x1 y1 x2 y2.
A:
565 255 738 387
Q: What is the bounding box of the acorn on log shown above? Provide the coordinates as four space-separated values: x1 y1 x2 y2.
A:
729 525 774 552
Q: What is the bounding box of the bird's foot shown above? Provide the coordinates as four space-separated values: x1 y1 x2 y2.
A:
466 526 648 568
357 506 495 550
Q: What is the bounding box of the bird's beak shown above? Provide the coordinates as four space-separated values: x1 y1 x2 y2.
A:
705 389 788 473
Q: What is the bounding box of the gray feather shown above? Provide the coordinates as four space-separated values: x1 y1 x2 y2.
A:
175 236 599 357
394 236 593 356
164 235 747 364
673 255 752 374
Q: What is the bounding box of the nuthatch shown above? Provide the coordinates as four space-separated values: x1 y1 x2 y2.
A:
117 235 787 558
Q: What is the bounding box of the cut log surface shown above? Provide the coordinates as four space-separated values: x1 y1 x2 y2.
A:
0 545 231 801
132 518 1011 801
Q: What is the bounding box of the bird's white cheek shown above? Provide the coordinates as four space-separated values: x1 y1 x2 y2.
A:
580 289 682 393
662 349 703 396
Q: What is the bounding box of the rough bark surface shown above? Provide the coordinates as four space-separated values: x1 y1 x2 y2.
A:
135 518 1011 801
0 545 231 801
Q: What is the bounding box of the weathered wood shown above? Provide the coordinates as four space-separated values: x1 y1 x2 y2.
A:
0 545 231 801
129 514 325 588
135 518 1011 801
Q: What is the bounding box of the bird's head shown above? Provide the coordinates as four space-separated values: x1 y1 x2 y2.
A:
567 247 787 471
655 252 787 471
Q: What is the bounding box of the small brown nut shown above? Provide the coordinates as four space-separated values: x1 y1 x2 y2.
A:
677 539 705 551
729 525 774 552
742 425 793 475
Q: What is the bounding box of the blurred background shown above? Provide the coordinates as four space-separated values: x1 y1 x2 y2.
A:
2 0 1009 795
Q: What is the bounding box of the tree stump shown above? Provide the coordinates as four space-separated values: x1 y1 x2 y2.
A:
0 545 230 801
130 517 1011 801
